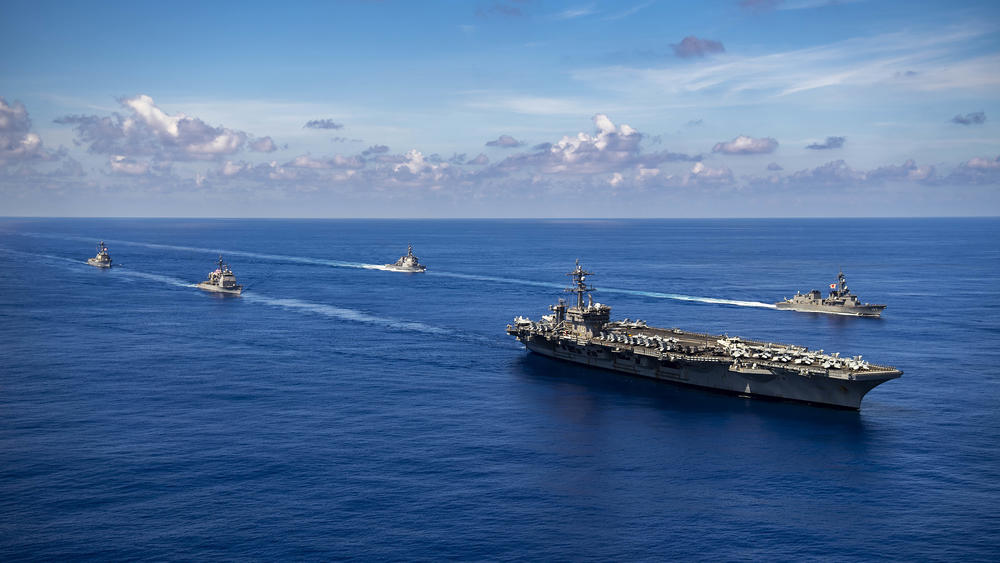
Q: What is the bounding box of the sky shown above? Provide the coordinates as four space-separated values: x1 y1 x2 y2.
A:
1 0 998 217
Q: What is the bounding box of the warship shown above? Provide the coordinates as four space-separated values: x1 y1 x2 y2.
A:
384 244 426 273
506 262 901 409
196 255 243 295
86 241 113 268
776 271 886 317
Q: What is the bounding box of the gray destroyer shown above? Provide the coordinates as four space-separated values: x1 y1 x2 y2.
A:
384 244 426 273
87 241 112 268
776 271 886 317
506 262 901 409
197 255 243 295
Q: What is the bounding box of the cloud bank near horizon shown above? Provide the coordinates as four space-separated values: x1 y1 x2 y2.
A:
2 93 995 216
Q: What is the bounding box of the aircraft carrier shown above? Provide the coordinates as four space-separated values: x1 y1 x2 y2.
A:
506 262 901 409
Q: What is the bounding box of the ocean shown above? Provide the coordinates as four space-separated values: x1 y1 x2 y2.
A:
1 218 998 561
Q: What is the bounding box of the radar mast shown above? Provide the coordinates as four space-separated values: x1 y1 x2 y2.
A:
565 259 595 309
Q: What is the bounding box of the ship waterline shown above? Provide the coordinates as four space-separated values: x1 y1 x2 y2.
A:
507 262 901 409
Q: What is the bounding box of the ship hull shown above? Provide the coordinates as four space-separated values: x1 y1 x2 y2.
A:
196 282 242 295
87 258 111 268
775 302 885 317
520 336 890 409
383 265 426 273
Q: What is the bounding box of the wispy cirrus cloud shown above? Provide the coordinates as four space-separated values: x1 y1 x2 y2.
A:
604 0 654 21
464 94 607 116
573 26 1000 103
549 4 597 20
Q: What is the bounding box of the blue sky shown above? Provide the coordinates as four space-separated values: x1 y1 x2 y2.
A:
1 0 998 217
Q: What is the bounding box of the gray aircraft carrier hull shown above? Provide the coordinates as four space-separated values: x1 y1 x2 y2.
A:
521 335 888 409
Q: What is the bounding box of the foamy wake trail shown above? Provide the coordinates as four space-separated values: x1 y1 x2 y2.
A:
241 294 449 334
427 271 776 309
7 232 384 270
0 247 86 265
113 269 196 288
0 246 450 335
597 288 778 309
6 232 775 309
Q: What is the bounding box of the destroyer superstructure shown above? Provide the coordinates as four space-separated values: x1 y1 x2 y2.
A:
384 244 426 273
507 262 900 409
776 271 886 317
86 241 112 268
196 255 243 295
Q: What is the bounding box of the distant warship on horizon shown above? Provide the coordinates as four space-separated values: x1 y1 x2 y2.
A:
506 261 901 409
775 271 886 318
384 244 426 273
196 255 243 295
87 241 112 268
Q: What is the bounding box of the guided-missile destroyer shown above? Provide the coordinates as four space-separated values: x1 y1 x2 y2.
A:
776 271 886 317
384 244 426 273
87 241 112 268
506 262 901 409
196 255 243 295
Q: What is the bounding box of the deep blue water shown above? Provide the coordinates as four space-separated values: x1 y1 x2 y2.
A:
1 218 998 561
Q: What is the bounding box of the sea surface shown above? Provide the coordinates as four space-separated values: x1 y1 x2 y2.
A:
1 218 998 561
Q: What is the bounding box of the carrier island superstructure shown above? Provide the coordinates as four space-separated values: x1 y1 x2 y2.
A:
506 262 901 409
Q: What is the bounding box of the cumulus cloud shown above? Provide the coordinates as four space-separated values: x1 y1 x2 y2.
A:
868 159 934 181
249 136 278 153
109 155 151 176
805 136 846 150
685 161 733 185
786 159 864 186
497 113 697 176
951 111 986 125
486 134 525 148
362 144 390 156
0 97 58 165
304 119 344 130
287 154 365 170
468 153 490 165
964 155 1000 170
55 94 254 162
712 135 778 155
671 36 725 58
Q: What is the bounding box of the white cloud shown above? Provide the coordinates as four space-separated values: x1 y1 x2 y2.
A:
965 156 1000 170
713 135 778 155
56 94 257 162
109 155 151 175
0 97 57 165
